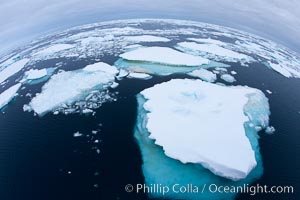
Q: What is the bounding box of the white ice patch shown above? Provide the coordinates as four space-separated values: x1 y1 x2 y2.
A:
0 83 22 109
24 69 47 80
267 62 292 78
140 79 270 180
177 42 251 62
28 62 118 115
221 74 236 83
128 72 152 80
120 46 209 66
188 68 216 82
188 38 227 46
124 35 170 42
0 58 29 84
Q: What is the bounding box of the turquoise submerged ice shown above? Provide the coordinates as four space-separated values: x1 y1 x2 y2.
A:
134 79 270 200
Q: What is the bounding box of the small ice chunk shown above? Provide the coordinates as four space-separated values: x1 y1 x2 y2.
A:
231 71 237 75
265 126 275 134
266 90 272 94
120 47 209 66
110 82 119 88
127 72 152 80
221 74 236 83
73 132 83 137
83 62 119 74
0 83 22 109
82 108 93 114
188 68 217 82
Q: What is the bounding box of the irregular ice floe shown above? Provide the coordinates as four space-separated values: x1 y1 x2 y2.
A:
0 83 22 110
137 79 270 181
120 47 209 66
177 42 251 62
24 69 47 80
188 68 216 82
0 58 29 84
267 62 292 78
123 35 170 42
220 74 236 83
28 62 118 115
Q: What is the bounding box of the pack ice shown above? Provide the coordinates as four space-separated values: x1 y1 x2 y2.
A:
138 79 270 180
29 62 118 115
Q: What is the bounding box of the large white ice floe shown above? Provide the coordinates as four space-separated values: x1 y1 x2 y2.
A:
119 46 209 66
177 42 251 62
123 35 170 42
138 79 270 180
28 62 118 115
0 83 22 110
188 68 216 82
0 58 30 84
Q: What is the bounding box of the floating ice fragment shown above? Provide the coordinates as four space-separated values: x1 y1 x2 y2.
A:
188 68 217 82
265 126 275 134
29 62 118 115
0 83 22 110
127 72 152 80
24 69 47 80
231 71 237 75
137 79 270 180
266 90 272 94
221 74 236 83
73 132 83 137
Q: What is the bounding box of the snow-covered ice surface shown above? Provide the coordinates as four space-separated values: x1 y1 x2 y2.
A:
28 62 118 116
24 69 47 80
138 79 269 180
127 72 152 80
120 46 209 66
135 79 270 199
0 83 22 110
188 68 216 82
0 59 29 84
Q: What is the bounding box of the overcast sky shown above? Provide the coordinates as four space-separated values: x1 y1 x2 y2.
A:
0 0 300 56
